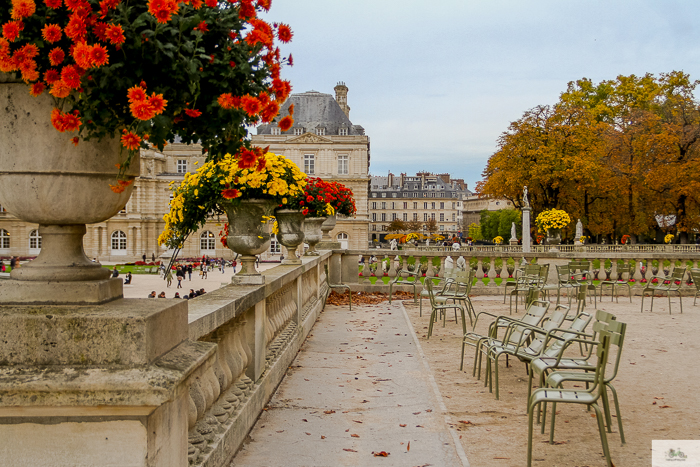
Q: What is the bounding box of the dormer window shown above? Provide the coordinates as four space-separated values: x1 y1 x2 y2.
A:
294 127 303 136
271 127 281 135
339 128 348 136
315 127 325 136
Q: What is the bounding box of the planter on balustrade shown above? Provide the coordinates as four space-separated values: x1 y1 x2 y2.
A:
545 228 562 245
275 209 305 265
303 216 326 256
0 79 138 304
224 199 276 284
316 214 341 250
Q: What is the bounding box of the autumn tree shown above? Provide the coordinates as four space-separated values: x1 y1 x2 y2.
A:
387 219 407 232
425 218 438 233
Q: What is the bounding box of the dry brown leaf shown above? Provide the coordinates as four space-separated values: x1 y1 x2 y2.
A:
321 436 326 439
399 424 407 427
351 434 360 438
660 405 672 408
305 432 311 435
324 410 335 414
343 448 357 452
372 451 390 457
407 442 410 452
353 420 363 423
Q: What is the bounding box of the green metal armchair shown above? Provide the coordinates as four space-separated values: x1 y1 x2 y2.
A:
641 266 687 314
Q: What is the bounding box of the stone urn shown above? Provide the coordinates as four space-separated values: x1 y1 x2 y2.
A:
316 213 341 250
275 209 305 265
303 216 326 256
0 79 138 304
545 228 562 245
223 199 275 284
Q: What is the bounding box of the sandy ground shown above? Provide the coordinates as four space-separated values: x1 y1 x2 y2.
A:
399 293 700 466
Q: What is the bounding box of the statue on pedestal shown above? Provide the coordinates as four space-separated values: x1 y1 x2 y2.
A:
575 219 584 245
523 186 530 208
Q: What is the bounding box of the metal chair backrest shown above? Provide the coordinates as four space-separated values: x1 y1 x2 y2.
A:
504 300 550 343
592 331 612 396
525 307 568 354
604 319 626 382
556 265 573 285
615 264 632 282
691 269 700 291
668 267 687 290
542 310 593 357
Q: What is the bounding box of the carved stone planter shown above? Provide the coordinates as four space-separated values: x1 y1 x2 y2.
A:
303 217 326 256
316 214 341 250
545 228 562 245
275 209 305 265
223 199 276 284
0 81 138 304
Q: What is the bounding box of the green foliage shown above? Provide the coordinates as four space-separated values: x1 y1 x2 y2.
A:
468 223 483 240
480 209 521 241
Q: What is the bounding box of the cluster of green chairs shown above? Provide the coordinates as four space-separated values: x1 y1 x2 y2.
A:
424 269 475 339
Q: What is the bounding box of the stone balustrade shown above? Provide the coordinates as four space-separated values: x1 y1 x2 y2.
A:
337 248 700 295
183 253 329 467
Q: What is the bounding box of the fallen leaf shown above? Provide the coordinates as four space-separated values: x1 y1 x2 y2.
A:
413 412 421 415
321 436 326 439
416 425 424 428
399 424 407 427
660 405 672 408
345 429 350 432
343 448 357 452
426 409 432 413
324 410 336 414
459 420 474 425
353 420 363 424
302 419 308 422
305 432 311 435
276 430 284 433
351 434 360 438
372 451 390 457
407 441 410 452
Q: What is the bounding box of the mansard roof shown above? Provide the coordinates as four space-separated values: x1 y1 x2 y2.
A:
256 90 365 136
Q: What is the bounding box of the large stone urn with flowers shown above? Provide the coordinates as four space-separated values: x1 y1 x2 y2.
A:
0 77 138 304
275 209 305 265
223 199 276 284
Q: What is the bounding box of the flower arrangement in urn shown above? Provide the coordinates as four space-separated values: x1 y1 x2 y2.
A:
0 0 294 187
288 177 337 218
159 150 306 248
664 233 674 244
535 209 571 232
493 236 503 245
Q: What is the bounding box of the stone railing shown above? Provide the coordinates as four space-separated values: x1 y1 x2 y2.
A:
412 244 700 254
184 252 329 466
336 249 700 296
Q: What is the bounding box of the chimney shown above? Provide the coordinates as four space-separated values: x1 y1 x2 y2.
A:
334 82 350 119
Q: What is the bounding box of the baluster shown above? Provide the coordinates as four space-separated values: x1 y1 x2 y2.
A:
438 256 446 277
425 256 435 277
388 254 398 278
212 329 232 395
632 259 643 282
487 257 497 287
361 255 370 281
189 380 207 423
610 259 619 281
382 254 390 278
187 394 198 430
476 258 485 283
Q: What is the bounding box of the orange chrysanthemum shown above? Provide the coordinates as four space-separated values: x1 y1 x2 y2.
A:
238 149 258 169
41 24 62 43
148 93 167 114
130 100 156 120
60 65 82 89
148 0 179 23
48 47 65 66
277 24 293 43
120 132 141 150
217 93 236 110
71 136 80 146
89 44 109 67
44 68 60 84
45 0 62 8
104 24 125 45
64 14 87 41
278 115 293 132
240 94 262 117
72 41 92 68
126 85 147 102
2 21 23 42
109 179 133 193
11 0 36 19
260 101 279 123
185 108 202 117
29 81 45 96
50 80 71 98
221 188 241 199
288 104 295 116
50 108 81 132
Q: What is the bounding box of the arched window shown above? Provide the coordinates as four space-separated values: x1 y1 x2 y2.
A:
29 229 41 251
337 232 349 249
111 230 127 253
270 234 281 254
200 231 216 251
0 229 9 250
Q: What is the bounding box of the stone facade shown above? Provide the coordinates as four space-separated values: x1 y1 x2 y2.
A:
251 84 370 250
461 193 515 228
368 172 470 242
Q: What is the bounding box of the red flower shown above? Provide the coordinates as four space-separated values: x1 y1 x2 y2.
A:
240 94 262 116
194 21 208 33
288 103 295 116
48 47 65 66
148 93 167 114
71 136 80 146
185 108 202 118
256 155 266 172
278 115 293 131
45 0 62 8
218 93 236 109
11 0 36 19
89 44 109 67
42 24 62 43
127 85 147 102
29 81 45 96
302 208 309 216
72 41 92 68
229 60 236 68
2 21 23 42
148 0 179 23
257 0 271 11
105 24 125 45
238 148 257 169
277 24 293 43
130 99 156 120
221 188 241 199
204 0 216 5
120 132 141 150
60 65 82 89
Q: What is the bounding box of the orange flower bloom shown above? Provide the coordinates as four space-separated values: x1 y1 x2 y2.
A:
120 132 141 150
148 93 167 114
41 24 62 43
60 64 82 89
2 21 23 42
130 100 156 120
148 0 179 23
185 108 202 117
260 101 279 123
64 14 87 41
277 24 293 43
194 21 208 32
217 93 236 109
50 80 71 98
50 108 81 132
240 94 262 116
257 0 271 11
221 188 241 199
11 0 36 19
127 85 147 102
62 112 81 131
44 68 60 84
72 41 92 68
238 148 257 169
45 0 62 8
29 81 45 96
71 136 80 146
89 44 109 67
278 115 293 132
18 59 39 81
109 179 133 194
48 47 65 66
104 24 125 45
288 103 295 116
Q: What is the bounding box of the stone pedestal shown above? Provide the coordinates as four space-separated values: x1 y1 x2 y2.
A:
0 299 214 466
522 207 531 253
316 240 341 250
0 277 122 305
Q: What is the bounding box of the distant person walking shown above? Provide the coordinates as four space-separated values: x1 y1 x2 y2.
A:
112 266 119 278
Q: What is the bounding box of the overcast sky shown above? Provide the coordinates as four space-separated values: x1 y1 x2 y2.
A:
262 0 700 191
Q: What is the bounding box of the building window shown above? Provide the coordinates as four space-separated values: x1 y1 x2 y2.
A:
337 232 349 248
413 213 418 221
271 127 281 135
403 213 407 221
431 213 435 220
0 229 9 249
432 202 436 209
315 127 325 136
372 193 377 198
413 192 418 197
339 128 348 136
381 213 386 222
413 202 417 209
304 154 315 174
29 229 41 251
423 192 427 197
176 159 187 174
372 202 377 209
423 202 427 209
439 225 444 231
372 224 376 231
403 202 407 209
452 202 456 209
372 213 377 221
452 213 456 221
392 213 397 221
382 225 387 231
200 231 216 251
270 235 281 254
381 202 386 210
391 202 395 209
440 202 444 209
111 230 127 251
440 213 445 221
432 193 436 198
392 193 397 197
381 193 386 198
294 127 303 136
338 155 349 174
440 193 445 198
424 213 428 221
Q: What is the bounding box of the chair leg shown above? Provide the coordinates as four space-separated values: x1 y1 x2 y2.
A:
600 385 613 433
460 340 466 371
592 403 613 467
640 292 645 313
549 401 557 443
427 309 436 339
678 290 683 314
388 284 392 304
527 400 538 467
608 383 626 445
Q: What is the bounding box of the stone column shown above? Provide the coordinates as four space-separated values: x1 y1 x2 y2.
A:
522 207 531 253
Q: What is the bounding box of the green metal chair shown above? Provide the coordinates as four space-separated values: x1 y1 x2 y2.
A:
437 269 475 325
540 264 576 306
598 263 632 303
388 262 421 306
508 264 543 314
425 276 467 339
503 264 525 303
527 331 614 467
569 260 596 307
641 266 687 314
691 268 700 306
545 319 627 445
323 264 351 310
418 268 458 317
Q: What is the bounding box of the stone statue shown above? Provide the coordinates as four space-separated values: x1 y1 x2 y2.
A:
523 186 529 208
511 222 517 240
390 238 397 251
576 219 583 239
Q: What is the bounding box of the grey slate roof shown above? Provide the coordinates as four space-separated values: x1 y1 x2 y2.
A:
256 91 365 136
